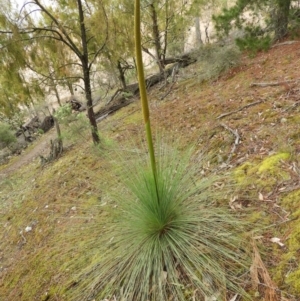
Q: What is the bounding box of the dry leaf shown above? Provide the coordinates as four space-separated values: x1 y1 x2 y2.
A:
229 294 239 301
270 237 285 247
250 241 279 301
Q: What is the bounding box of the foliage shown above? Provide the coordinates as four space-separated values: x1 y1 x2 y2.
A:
54 104 90 143
0 122 16 149
196 44 241 82
71 144 250 301
236 34 272 55
213 0 292 51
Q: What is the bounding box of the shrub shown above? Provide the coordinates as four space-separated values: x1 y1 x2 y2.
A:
0 123 16 150
54 104 90 143
195 44 241 82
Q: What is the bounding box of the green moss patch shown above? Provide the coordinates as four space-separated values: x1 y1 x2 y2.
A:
273 189 300 294
234 153 290 189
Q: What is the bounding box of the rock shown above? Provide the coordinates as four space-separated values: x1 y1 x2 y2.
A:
39 116 54 133
25 226 32 232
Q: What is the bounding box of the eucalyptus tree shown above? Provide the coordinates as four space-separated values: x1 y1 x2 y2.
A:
26 0 109 144
141 0 191 72
189 0 229 45
27 37 77 107
0 3 31 117
106 0 135 89
2 0 109 144
90 0 135 91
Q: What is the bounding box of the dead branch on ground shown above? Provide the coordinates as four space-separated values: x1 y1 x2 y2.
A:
250 241 279 301
220 123 240 164
272 41 299 48
250 79 300 87
283 99 300 112
216 100 263 120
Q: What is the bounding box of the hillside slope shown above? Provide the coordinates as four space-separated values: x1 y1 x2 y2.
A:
1 40 300 300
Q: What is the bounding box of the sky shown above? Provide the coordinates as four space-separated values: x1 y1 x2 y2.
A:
12 0 50 10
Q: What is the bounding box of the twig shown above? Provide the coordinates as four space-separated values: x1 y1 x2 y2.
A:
160 82 176 100
216 100 263 119
283 100 300 112
19 230 27 244
106 88 122 105
272 40 299 48
250 79 300 87
220 123 240 164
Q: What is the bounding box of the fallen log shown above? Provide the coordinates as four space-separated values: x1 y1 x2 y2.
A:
95 51 197 121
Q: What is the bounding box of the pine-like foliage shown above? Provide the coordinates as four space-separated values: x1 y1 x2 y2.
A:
213 0 292 51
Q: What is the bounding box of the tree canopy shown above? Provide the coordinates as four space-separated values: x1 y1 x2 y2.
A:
0 0 298 141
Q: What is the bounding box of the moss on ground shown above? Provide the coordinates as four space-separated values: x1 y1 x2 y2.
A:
273 189 300 295
234 153 290 190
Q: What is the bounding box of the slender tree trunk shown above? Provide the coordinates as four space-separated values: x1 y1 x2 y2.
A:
195 17 203 46
274 0 291 40
67 81 74 96
117 60 127 89
53 82 62 106
149 1 164 72
162 0 169 64
77 0 100 144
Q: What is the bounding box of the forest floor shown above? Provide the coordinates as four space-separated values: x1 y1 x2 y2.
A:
0 129 57 179
1 39 300 301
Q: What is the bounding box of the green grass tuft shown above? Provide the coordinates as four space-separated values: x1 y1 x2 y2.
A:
70 143 250 301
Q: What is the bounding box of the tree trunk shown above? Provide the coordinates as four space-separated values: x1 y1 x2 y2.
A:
195 17 203 46
77 0 100 144
117 60 127 89
149 1 164 72
274 0 291 40
53 82 62 107
84 68 100 144
67 81 75 96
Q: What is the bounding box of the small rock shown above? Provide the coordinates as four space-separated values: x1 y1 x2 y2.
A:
25 226 32 232
281 118 287 123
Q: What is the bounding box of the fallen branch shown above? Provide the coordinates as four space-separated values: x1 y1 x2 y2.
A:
95 52 197 120
106 88 123 105
272 40 299 48
250 241 279 301
283 99 300 112
159 82 176 100
250 79 300 87
95 99 135 121
216 100 263 120
220 123 240 164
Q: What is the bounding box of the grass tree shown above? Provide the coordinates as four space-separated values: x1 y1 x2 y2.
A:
68 1 252 301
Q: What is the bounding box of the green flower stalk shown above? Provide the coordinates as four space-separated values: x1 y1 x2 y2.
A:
134 0 158 190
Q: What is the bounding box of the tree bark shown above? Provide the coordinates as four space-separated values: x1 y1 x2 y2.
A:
149 1 164 72
195 17 203 46
117 60 127 89
274 0 291 40
52 81 62 107
77 0 100 144
67 81 75 96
